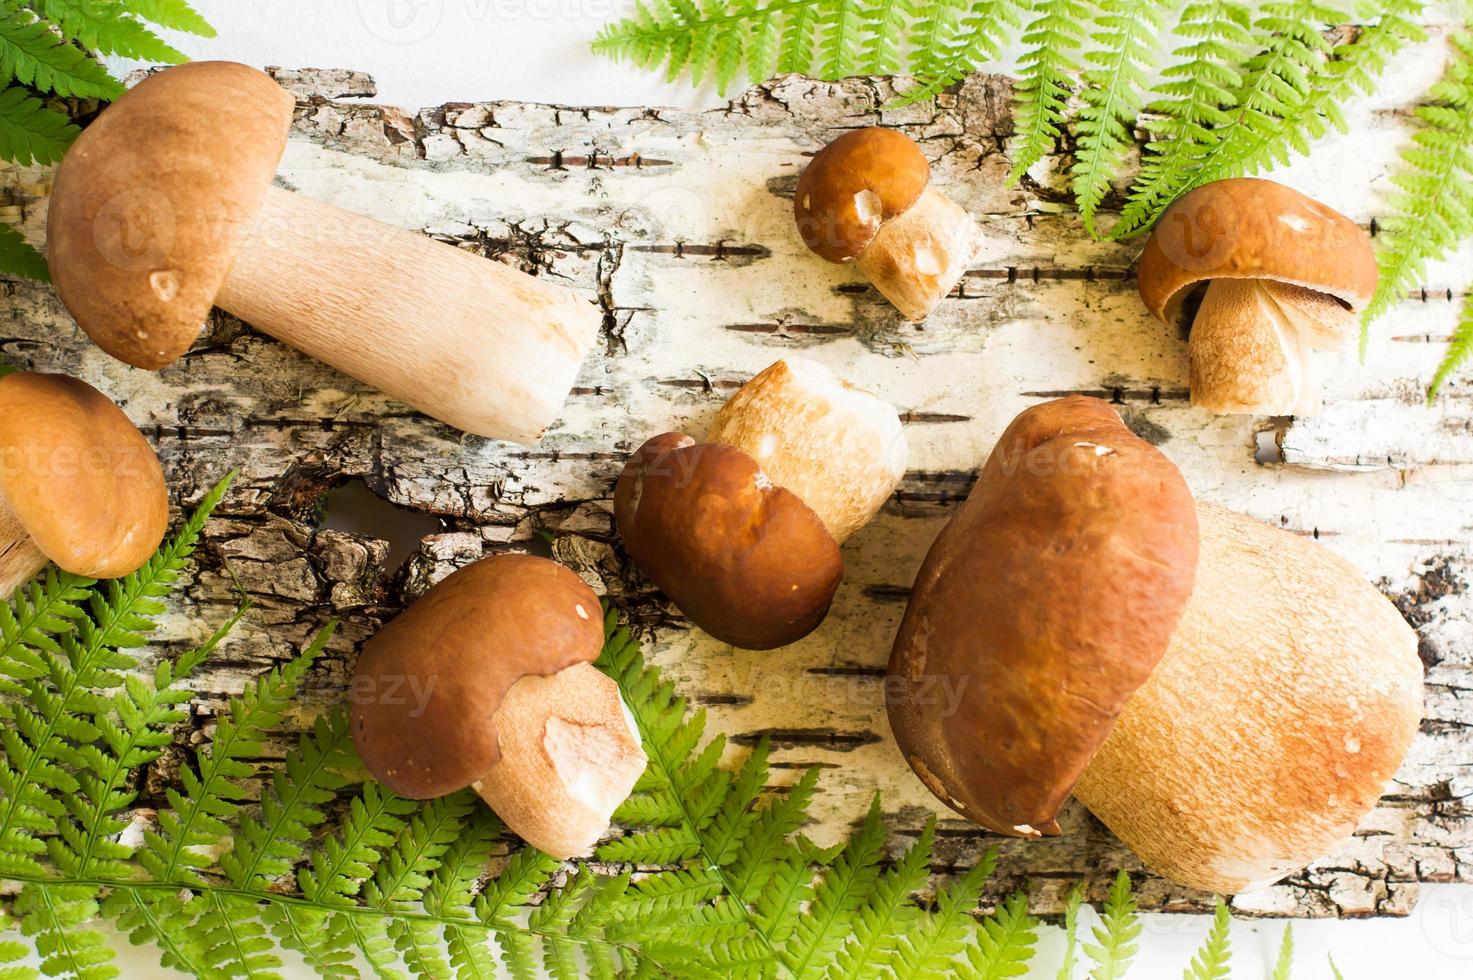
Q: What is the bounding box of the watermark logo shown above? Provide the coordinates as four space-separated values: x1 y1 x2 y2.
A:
358 0 444 44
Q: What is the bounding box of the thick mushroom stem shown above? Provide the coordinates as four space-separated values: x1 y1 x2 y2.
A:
215 186 601 444
471 663 647 860
855 187 978 321
1188 278 1356 416
0 498 46 597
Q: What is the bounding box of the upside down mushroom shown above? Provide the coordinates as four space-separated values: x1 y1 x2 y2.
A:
887 396 1423 892
350 554 647 859
616 357 907 650
1137 178 1377 415
795 128 979 321
0 372 168 596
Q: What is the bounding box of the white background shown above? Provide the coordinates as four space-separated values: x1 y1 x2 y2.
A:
99 1 1473 977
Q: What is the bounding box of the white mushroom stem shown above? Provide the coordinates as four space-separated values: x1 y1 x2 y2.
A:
215 186 602 444
708 357 908 542
856 187 978 321
471 662 647 860
1188 278 1357 416
0 496 46 597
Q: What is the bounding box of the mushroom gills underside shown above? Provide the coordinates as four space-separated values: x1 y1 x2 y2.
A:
1187 278 1357 415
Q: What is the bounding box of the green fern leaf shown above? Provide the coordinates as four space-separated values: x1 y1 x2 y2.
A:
298 778 418 905
729 765 820 901
141 620 333 885
1329 954 1344 980
120 0 217 36
908 0 970 81
193 892 282 979
477 847 561 925
103 887 209 975
856 0 906 75
0 911 37 980
1 568 90 690
1271 924 1294 980
1070 0 1171 235
891 847 996 978
15 882 115 980
967 891 1040 979
1428 281 1473 401
1183 897 1231 979
1009 0 1090 183
260 903 358 979
29 0 187 61
0 84 76 165
222 705 356 890
1058 882 1084 980
1084 870 1141 980
889 0 1030 108
0 9 120 98
779 794 888 976
1367 30 1473 343
829 817 933 978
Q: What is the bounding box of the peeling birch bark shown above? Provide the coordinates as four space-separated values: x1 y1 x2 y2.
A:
1 52 1469 919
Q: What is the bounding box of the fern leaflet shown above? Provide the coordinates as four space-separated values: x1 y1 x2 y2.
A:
1271 923 1294 980
1184 897 1232 979
1084 870 1141 980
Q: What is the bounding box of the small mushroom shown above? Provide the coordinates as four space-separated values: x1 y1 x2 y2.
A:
887 396 1423 893
616 357 907 649
1136 178 1377 415
794 128 979 321
0 372 168 595
46 62 600 444
350 554 646 859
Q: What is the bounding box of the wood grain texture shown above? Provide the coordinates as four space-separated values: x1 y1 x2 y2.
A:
1 46 1470 919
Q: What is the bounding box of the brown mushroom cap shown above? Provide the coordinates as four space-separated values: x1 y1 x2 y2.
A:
0 372 168 578
1136 178 1377 326
349 554 605 799
47 61 295 369
795 128 930 263
886 396 1199 836
615 433 843 650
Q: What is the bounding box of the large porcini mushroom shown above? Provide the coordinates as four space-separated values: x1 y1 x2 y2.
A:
350 554 647 859
795 128 978 321
0 372 168 595
887 396 1200 836
46 61 600 444
616 357 907 649
888 396 1423 893
1136 178 1376 415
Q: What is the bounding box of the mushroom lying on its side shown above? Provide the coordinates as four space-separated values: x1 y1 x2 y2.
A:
616 357 907 650
888 396 1423 893
1136 178 1376 415
795 128 979 321
0 372 168 595
350 554 646 859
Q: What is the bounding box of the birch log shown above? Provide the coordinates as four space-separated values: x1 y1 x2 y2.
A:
1 47 1470 919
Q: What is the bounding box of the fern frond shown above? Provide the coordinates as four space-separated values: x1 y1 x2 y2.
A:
298 778 417 905
119 0 216 37
779 794 888 976
1084 870 1141 980
1184 897 1231 980
0 474 233 877
968 890 1039 979
141 619 332 885
891 847 996 977
103 887 208 976
0 84 76 165
193 892 282 979
830 817 933 978
0 568 90 689
1366 30 1473 340
15 882 114 980
28 0 187 61
1271 924 1294 980
1329 954 1345 980
1112 0 1253 237
1070 0 1170 235
1008 0 1090 182
1057 882 1084 980
222 705 355 890
1427 282 1473 401
0 9 120 98
54 605 245 881
0 911 37 980
476 847 561 926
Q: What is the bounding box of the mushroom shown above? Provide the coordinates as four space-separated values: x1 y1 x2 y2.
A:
0 372 168 596
1136 178 1377 415
46 61 600 444
887 396 1423 892
794 128 979 321
616 357 907 649
350 554 646 859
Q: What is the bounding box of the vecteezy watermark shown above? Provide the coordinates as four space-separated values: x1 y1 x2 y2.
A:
358 0 444 44
0 444 154 481
345 671 439 718
356 0 634 43
1418 885 1473 961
